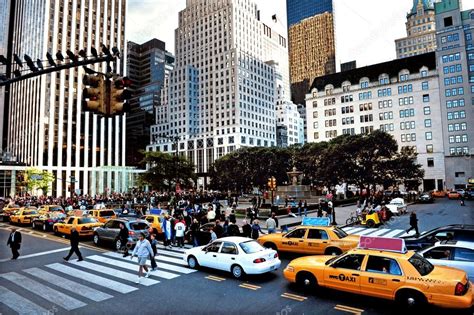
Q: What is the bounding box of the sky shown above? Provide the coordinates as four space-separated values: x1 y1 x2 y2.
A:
127 0 474 70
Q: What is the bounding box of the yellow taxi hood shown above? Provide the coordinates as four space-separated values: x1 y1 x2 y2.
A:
289 255 333 267
342 234 360 243
258 233 285 242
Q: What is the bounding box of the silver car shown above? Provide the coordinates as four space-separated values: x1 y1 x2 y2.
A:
418 240 474 279
92 218 150 250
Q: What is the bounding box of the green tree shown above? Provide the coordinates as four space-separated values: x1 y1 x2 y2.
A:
139 151 196 191
25 168 55 195
387 146 425 190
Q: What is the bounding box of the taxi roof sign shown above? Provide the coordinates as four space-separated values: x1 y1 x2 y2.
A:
302 217 331 227
358 236 407 253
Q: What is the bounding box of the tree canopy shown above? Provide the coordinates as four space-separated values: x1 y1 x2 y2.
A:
25 168 55 194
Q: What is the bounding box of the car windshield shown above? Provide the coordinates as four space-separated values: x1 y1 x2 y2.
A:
130 222 149 230
78 217 98 224
24 210 38 215
325 254 342 265
408 253 434 276
240 240 265 254
332 227 348 239
99 210 115 217
50 207 63 212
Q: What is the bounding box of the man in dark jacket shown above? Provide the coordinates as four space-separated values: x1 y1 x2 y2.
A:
118 222 129 257
63 227 83 262
242 220 252 238
7 228 22 259
406 211 420 236
213 220 224 238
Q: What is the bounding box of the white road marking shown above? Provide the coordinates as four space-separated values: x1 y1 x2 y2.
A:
157 249 185 258
0 285 49 315
342 227 358 233
104 251 196 274
365 228 391 237
155 254 188 266
156 244 187 253
69 258 160 286
0 247 71 263
345 227 366 234
0 272 86 310
87 255 178 280
354 229 379 236
46 263 137 294
24 267 113 302
383 229 406 238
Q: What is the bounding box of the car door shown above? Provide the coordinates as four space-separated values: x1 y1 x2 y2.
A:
421 245 454 268
61 217 75 234
452 247 474 279
324 253 364 294
217 241 239 271
280 228 308 253
200 241 222 269
360 255 405 299
101 220 116 241
305 229 330 254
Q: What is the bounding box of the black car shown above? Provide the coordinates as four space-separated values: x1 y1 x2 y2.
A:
417 192 434 203
402 224 474 250
32 212 67 231
466 189 474 200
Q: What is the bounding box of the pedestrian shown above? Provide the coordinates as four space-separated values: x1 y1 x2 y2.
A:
118 222 129 257
162 215 172 249
148 233 158 271
251 219 265 240
227 221 241 236
265 215 277 234
287 205 297 218
242 219 252 238
406 211 420 236
229 210 236 224
190 219 200 247
174 217 186 248
131 233 153 283
271 212 279 230
63 227 83 262
210 227 217 243
303 200 308 217
460 193 465 206
213 220 224 238
7 228 22 260
223 219 229 236
297 200 302 216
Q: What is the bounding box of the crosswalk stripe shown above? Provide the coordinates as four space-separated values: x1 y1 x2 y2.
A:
104 252 196 274
355 229 379 236
155 254 187 266
342 227 358 233
87 255 178 280
157 249 185 258
0 272 86 310
24 268 113 302
46 263 137 294
156 243 187 253
69 259 160 286
365 228 391 237
0 285 49 315
398 232 411 237
383 229 406 238
345 227 366 234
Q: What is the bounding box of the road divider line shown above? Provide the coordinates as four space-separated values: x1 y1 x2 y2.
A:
281 292 307 302
205 275 226 282
334 304 364 314
239 283 261 290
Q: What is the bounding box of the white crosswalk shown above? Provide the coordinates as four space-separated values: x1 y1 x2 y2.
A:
0 246 193 315
342 226 423 238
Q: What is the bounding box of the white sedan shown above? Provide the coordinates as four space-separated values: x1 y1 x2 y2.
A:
184 236 281 279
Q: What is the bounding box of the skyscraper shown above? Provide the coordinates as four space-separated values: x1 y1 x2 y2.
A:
147 0 277 186
126 39 175 166
395 0 437 59
5 0 127 197
287 0 336 142
434 0 474 189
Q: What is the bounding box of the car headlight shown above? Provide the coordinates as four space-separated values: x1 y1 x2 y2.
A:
285 266 295 272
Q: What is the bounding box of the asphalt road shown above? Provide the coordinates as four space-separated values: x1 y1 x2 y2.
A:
0 198 472 315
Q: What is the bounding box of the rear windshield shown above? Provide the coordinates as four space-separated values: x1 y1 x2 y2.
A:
239 240 265 254
99 210 115 217
332 227 348 239
24 210 38 215
408 253 434 276
79 217 98 224
130 222 149 231
50 207 63 212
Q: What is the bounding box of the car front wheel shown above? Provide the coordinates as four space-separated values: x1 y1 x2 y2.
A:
114 239 122 251
296 272 318 290
93 233 100 246
187 256 199 269
32 222 36 229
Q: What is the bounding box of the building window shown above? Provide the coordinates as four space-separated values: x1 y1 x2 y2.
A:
455 172 465 177
424 119 432 127
426 145 433 153
425 132 433 140
443 16 453 27
427 158 434 167
312 101 317 108
423 94 430 102
422 81 429 90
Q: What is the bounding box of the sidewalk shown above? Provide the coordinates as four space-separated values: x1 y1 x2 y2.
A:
235 204 357 229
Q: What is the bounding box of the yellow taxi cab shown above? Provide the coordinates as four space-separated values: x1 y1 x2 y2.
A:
258 218 359 256
447 190 461 199
89 209 117 223
432 190 447 198
38 204 64 214
284 236 474 309
9 207 40 225
141 214 163 235
53 216 102 237
1 204 22 221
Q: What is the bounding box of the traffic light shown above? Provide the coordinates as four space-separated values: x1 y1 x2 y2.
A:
110 76 132 115
82 74 105 114
267 176 277 190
